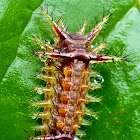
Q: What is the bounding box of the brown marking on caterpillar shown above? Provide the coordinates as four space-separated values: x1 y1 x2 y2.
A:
31 6 127 140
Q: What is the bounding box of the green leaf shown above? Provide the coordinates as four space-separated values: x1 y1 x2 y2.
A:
0 0 139 140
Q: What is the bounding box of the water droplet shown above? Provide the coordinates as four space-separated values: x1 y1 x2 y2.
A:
91 45 95 48
37 90 43 95
90 75 104 84
32 116 36 119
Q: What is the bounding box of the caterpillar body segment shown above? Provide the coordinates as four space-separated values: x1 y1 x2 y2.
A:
31 7 127 140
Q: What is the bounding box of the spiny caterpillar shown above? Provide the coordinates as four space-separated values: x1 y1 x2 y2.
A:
29 4 127 140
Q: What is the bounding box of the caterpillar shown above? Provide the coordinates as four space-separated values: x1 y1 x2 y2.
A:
28 3 128 140
1 0 140 140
